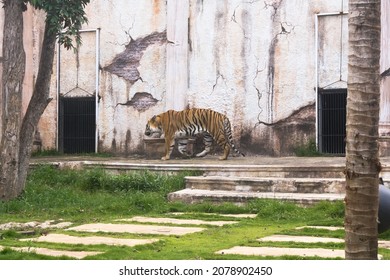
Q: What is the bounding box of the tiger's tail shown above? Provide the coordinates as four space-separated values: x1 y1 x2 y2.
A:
223 117 245 157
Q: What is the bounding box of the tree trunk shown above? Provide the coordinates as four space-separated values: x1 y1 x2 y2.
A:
0 4 56 201
16 22 56 195
345 0 381 259
0 0 26 200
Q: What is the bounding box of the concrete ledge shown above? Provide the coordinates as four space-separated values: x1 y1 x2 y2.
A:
167 189 345 206
143 138 166 159
185 176 345 193
143 137 196 159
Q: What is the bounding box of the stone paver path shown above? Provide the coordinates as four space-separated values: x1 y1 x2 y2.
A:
2 215 389 259
21 233 159 247
117 216 238 226
66 223 205 235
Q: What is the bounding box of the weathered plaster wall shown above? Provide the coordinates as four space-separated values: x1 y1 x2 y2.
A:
41 0 168 154
93 0 167 155
39 0 350 156
187 0 348 155
8 0 388 157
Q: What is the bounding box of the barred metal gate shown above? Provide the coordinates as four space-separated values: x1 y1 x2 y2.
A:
59 97 96 154
318 89 347 154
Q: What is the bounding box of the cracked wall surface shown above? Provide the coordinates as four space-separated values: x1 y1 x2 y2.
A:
188 0 321 152
91 0 167 155
14 0 390 156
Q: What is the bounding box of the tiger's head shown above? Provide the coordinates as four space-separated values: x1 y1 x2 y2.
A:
145 115 163 137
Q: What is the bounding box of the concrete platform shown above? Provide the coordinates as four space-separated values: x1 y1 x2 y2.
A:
21 233 159 247
66 223 205 235
30 155 390 182
116 216 238 226
185 176 345 193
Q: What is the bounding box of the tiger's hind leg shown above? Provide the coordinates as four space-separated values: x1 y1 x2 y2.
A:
220 144 230 160
214 133 230 160
195 132 213 157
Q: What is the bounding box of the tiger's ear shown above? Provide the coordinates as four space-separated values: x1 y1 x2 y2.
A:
151 115 157 121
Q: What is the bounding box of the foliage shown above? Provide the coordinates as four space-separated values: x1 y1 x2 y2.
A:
0 166 198 220
27 0 90 49
78 168 192 193
294 138 323 157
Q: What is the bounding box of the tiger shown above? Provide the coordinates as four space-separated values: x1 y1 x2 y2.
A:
144 108 245 160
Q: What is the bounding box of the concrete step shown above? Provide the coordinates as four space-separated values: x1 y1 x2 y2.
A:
167 189 345 206
185 176 345 194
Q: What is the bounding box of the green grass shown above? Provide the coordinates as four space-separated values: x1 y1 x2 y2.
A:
294 139 323 157
0 165 388 260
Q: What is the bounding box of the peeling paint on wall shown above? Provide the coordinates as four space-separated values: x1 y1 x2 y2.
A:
104 31 167 84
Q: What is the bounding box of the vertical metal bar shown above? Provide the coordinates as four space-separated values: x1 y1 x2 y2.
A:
95 28 100 154
315 14 319 151
56 41 61 151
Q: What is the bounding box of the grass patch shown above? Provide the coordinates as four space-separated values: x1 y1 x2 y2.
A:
294 139 323 157
0 165 387 260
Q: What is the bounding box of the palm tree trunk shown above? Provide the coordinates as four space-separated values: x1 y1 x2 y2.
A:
345 0 381 260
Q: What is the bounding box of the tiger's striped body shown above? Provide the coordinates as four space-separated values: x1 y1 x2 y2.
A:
144 108 245 160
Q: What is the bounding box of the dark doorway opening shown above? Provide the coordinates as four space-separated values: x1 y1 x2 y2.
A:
59 97 95 154
318 88 347 155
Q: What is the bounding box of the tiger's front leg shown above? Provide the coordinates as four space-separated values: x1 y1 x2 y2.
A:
162 136 175 160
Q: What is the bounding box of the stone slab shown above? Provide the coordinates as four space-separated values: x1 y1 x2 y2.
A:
258 235 343 243
0 245 101 259
116 216 238 226
259 234 390 249
0 220 72 230
379 240 390 249
216 246 345 259
66 223 205 235
170 212 257 218
20 233 159 247
295 226 344 231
